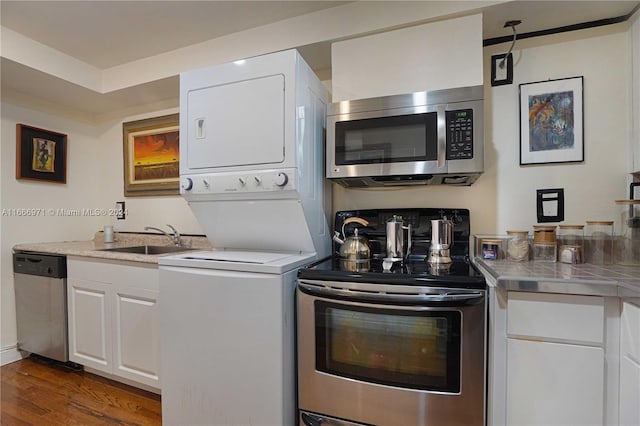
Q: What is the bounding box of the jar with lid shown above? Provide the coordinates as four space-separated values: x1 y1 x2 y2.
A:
481 238 504 260
585 221 614 264
558 225 584 264
533 225 557 262
506 230 529 262
615 200 640 265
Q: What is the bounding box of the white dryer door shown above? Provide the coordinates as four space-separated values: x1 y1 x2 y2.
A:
186 74 285 170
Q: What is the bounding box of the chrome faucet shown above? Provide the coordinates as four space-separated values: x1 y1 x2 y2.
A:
144 224 182 247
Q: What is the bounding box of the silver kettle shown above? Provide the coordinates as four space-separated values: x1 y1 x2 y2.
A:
333 217 371 271
428 218 454 264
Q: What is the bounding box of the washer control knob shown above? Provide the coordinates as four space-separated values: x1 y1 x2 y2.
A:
180 177 193 191
275 172 289 187
238 177 246 186
254 176 262 185
202 179 210 188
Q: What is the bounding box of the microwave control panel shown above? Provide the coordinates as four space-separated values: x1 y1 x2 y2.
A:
446 109 474 160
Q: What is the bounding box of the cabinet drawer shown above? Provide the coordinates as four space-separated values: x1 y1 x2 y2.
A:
507 292 604 345
622 301 640 361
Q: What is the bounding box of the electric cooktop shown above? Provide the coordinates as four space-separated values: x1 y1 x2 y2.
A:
297 208 486 289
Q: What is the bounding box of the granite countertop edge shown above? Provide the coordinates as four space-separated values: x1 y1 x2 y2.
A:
13 233 213 265
474 258 640 298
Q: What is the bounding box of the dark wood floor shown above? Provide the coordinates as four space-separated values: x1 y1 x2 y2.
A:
1 356 161 425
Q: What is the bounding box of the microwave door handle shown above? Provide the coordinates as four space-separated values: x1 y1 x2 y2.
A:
437 106 446 169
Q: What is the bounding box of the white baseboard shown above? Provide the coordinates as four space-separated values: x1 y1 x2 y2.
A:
84 366 161 395
1 345 26 366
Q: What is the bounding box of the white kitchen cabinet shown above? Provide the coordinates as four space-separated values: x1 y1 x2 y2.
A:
620 301 640 426
67 257 160 392
68 278 111 372
507 339 604 426
505 292 608 426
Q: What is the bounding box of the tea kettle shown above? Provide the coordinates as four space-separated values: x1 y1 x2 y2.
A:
333 217 371 271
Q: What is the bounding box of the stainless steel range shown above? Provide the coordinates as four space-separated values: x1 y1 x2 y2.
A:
297 208 487 426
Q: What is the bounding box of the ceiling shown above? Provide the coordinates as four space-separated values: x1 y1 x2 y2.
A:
1 1 350 69
1 0 638 118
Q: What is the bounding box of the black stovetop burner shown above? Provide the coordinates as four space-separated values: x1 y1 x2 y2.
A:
298 208 486 289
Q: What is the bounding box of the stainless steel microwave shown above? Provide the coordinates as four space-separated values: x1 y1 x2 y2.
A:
327 85 484 187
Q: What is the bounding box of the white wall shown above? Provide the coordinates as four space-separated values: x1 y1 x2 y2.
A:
1 103 102 352
630 9 640 174
332 24 629 237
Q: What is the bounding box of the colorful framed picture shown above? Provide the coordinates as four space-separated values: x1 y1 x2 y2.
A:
16 124 67 184
519 76 584 165
123 113 179 196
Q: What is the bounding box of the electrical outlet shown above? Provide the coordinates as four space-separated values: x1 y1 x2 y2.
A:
536 188 564 223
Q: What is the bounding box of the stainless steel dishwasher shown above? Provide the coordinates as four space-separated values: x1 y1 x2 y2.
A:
13 252 69 362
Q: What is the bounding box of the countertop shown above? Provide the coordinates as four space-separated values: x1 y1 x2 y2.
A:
13 232 212 264
475 258 640 298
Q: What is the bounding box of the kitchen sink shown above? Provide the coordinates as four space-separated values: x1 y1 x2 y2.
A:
100 245 197 255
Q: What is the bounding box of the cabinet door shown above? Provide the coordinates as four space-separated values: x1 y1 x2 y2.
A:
68 278 111 372
507 339 604 426
620 301 640 426
113 287 160 388
620 355 640 426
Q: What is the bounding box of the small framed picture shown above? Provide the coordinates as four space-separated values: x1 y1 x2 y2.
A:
16 124 67 184
519 76 584 166
491 53 513 87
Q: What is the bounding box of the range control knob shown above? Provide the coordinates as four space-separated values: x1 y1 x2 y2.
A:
254 176 262 185
202 179 210 189
180 177 193 191
238 177 246 186
275 172 289 187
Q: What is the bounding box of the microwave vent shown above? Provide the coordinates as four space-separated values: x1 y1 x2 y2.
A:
330 173 481 188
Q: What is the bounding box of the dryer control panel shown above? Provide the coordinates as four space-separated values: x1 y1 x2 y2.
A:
181 168 297 197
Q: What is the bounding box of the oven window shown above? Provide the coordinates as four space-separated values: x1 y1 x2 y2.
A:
315 301 461 393
334 112 438 165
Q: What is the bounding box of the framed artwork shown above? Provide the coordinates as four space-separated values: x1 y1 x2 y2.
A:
16 124 67 184
491 53 513 87
123 113 179 196
519 76 584 165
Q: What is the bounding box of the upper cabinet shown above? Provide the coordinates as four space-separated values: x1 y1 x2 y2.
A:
632 11 640 174
331 14 483 102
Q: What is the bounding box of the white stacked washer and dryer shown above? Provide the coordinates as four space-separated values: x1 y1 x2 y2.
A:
158 50 330 425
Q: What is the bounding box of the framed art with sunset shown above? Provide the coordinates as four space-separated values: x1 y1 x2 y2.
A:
123 114 179 196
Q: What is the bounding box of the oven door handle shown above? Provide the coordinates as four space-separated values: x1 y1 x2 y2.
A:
298 281 484 305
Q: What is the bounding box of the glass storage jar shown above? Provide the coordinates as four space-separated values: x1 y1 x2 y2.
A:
585 220 614 265
533 225 557 262
481 238 504 260
615 200 640 265
506 230 529 262
558 225 584 264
